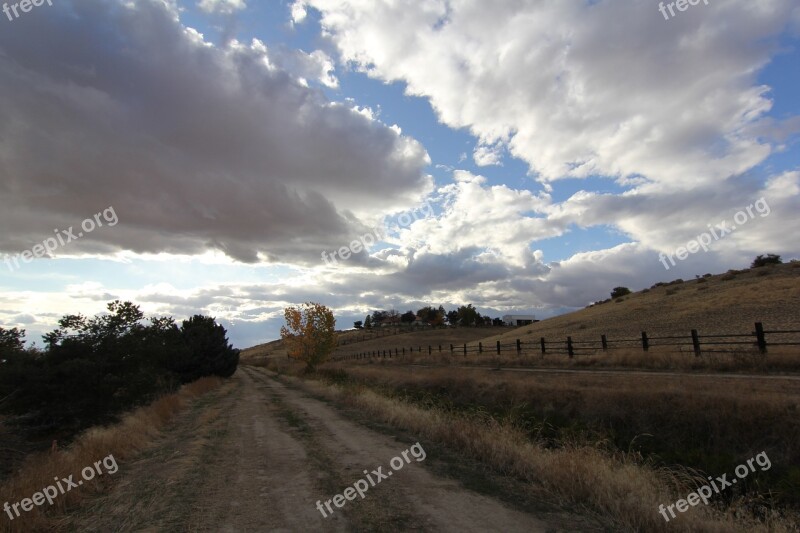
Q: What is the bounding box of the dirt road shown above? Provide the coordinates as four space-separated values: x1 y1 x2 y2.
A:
64 366 567 532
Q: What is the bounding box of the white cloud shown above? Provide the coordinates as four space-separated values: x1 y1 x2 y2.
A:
290 1 308 24
303 0 799 188
198 0 246 14
473 142 503 166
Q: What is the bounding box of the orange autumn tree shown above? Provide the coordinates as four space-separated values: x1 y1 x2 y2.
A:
280 302 337 372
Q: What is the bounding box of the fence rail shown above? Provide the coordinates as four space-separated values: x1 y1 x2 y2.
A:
329 322 800 362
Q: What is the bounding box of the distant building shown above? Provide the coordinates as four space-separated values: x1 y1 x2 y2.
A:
502 314 537 327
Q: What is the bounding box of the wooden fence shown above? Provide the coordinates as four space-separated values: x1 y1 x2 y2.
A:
330 322 800 362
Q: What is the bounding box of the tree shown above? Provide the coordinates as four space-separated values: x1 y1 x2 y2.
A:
416 306 443 326
434 305 446 327
180 315 240 380
611 287 631 299
751 254 782 268
401 311 416 323
354 320 363 329
364 315 372 329
370 311 387 326
457 304 480 327
492 317 504 327
446 310 459 326
1 301 239 433
281 302 337 373
0 327 25 353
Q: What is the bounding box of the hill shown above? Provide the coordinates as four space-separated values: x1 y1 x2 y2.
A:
243 262 799 361
241 326 498 361
477 261 800 349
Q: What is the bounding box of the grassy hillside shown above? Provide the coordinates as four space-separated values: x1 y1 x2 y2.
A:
244 262 799 363
241 326 502 361
480 261 800 349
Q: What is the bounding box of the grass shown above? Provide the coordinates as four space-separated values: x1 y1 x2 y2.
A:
481 263 799 349
0 377 223 533
347 346 800 373
267 364 799 532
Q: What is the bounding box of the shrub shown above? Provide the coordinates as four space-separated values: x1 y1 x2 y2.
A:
751 254 782 268
610 287 631 299
180 315 240 381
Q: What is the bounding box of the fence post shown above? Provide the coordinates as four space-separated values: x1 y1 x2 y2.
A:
601 334 608 351
540 337 546 355
516 339 521 354
403 347 405 355
754 322 767 354
428 345 432 355
691 329 701 356
567 336 574 358
450 344 454 354
463 343 467 356
496 340 501 355
479 342 483 354
439 344 442 352
641 331 649 352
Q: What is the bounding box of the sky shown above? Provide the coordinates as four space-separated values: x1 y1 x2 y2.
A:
0 0 798 349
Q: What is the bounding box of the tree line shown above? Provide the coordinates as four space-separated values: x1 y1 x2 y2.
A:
356 304 505 330
0 301 239 432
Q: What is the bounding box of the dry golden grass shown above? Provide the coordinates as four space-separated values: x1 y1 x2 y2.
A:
360 345 800 372
279 371 798 532
0 377 222 533
240 325 498 365
321 264 799 368
480 263 800 349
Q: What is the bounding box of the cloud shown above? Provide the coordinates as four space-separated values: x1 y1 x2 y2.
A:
0 0 430 265
198 0 246 14
302 0 799 188
290 0 308 25
473 142 504 167
3 0 799 350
